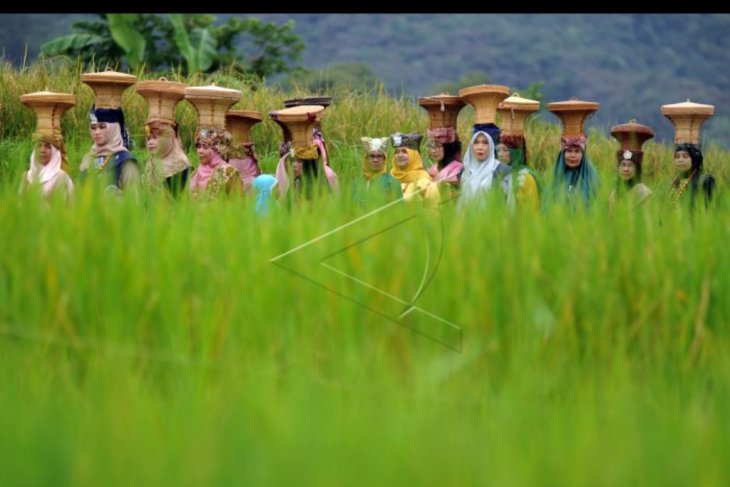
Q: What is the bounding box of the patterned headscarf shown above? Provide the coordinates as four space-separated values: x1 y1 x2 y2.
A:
195 127 233 161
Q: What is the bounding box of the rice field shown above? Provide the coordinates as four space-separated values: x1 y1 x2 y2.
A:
1 58 729 485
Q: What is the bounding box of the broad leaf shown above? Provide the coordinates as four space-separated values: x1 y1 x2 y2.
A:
41 34 104 56
107 14 146 71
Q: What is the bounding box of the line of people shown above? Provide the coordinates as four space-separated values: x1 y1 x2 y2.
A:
17 74 717 214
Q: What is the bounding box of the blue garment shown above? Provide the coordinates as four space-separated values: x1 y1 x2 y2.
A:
253 174 278 216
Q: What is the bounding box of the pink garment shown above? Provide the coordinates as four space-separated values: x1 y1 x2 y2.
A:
229 156 262 189
189 151 224 190
314 136 340 194
428 160 463 184
274 140 340 198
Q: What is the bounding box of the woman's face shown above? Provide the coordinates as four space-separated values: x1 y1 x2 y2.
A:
36 142 53 166
146 133 160 154
395 147 410 168
674 150 692 173
471 134 490 161
367 150 386 171
90 122 110 146
564 147 583 168
496 143 510 164
619 159 636 181
196 141 214 165
428 142 444 162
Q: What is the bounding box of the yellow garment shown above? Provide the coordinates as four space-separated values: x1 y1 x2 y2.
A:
390 148 440 206
293 143 319 160
515 170 539 210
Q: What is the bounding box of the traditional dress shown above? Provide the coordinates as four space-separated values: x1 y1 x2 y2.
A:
608 120 655 211
188 127 241 199
389 132 440 206
548 134 600 207
18 91 75 201
21 143 74 200
661 100 716 211
78 108 140 192
143 122 191 196
457 128 511 211
352 136 402 209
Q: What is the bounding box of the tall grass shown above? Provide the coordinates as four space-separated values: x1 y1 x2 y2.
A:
1 58 729 485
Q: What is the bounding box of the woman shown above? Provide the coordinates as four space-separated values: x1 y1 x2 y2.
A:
19 91 75 201
389 132 440 206
669 143 715 209
189 128 241 199
78 108 140 193
548 134 600 208
144 121 191 196
79 70 140 193
608 120 654 211
21 139 74 201
496 135 541 210
661 99 716 210
609 151 652 210
229 142 261 193
426 130 463 191
352 136 402 209
458 129 511 211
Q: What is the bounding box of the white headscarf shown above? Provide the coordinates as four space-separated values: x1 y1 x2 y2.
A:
26 145 63 192
459 130 501 208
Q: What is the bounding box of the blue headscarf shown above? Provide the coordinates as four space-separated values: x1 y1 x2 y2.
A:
473 123 501 145
252 174 278 216
550 149 600 206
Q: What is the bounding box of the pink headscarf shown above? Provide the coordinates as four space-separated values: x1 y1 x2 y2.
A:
26 145 69 195
189 151 225 190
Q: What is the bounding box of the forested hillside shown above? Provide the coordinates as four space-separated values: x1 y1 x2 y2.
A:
1 13 728 144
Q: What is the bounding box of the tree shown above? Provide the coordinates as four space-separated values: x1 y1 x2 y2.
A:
40 14 305 79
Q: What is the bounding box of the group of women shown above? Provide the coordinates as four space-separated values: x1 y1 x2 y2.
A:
18 74 717 214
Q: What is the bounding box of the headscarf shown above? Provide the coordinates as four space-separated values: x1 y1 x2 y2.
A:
146 122 191 178
26 144 67 194
189 150 225 191
195 127 233 161
390 148 431 183
229 142 262 187
459 130 501 206
89 106 132 149
90 122 127 158
550 146 600 204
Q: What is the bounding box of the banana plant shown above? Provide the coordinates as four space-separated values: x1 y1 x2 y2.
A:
107 14 147 72
169 14 217 75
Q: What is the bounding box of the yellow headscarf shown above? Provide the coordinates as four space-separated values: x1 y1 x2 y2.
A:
390 148 432 183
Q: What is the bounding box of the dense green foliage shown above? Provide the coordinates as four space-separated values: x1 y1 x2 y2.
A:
2 14 729 143
1 61 730 485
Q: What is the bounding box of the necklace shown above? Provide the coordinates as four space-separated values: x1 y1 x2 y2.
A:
670 170 696 205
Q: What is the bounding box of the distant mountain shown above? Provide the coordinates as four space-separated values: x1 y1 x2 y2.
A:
1 13 729 145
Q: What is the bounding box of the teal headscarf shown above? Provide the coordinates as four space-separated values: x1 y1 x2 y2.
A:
549 149 599 206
